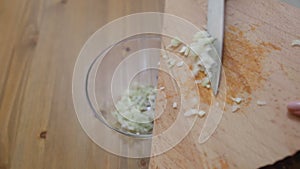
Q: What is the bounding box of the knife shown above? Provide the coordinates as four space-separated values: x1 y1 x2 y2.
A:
207 0 225 95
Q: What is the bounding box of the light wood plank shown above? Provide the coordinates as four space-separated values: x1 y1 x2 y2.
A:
0 0 164 169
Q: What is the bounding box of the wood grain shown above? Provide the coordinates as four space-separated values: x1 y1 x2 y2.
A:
150 0 300 169
0 0 164 169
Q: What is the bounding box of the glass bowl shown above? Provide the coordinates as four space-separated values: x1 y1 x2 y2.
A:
86 33 162 138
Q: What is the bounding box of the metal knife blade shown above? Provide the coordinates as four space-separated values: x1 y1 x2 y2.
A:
207 0 225 95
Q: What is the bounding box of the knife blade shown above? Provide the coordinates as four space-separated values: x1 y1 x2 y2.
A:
207 0 225 95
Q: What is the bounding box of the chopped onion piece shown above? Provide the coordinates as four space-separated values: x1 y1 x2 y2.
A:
192 65 202 76
195 80 202 84
198 110 206 117
292 40 300 47
173 102 177 109
168 37 182 48
193 31 210 41
184 47 190 56
162 54 168 59
176 61 184 67
184 109 197 116
231 97 243 104
201 77 210 87
232 104 240 113
179 46 187 53
184 109 206 117
167 58 176 68
154 86 165 92
257 100 267 106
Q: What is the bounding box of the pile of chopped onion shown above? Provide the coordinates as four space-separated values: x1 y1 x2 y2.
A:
167 31 218 88
111 84 157 134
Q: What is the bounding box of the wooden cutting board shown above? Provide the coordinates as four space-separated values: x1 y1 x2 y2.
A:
149 0 300 168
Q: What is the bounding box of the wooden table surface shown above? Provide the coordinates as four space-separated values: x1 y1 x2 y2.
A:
0 0 164 169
